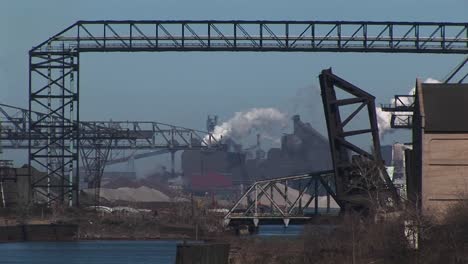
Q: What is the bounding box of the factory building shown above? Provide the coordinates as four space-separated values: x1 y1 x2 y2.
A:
181 115 332 192
408 81 468 218
245 115 332 180
181 149 245 193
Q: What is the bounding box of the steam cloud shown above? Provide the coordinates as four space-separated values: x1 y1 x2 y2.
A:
376 78 441 138
210 108 288 142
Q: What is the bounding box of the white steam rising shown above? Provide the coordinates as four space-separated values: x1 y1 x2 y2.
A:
376 78 441 138
210 108 287 142
376 107 393 137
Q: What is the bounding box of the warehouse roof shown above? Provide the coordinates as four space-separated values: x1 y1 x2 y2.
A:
421 83 468 132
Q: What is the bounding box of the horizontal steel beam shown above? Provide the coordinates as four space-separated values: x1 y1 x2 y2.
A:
30 20 468 55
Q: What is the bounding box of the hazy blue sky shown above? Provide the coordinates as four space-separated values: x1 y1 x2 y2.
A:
1 0 467 173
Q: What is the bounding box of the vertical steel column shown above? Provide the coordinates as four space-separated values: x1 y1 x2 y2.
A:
69 54 75 206
171 150 175 178
27 55 33 203
254 184 258 216
75 53 80 206
60 44 66 203
29 48 79 206
46 43 52 204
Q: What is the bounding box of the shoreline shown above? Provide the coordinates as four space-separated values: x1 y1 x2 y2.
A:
0 237 209 243
0 222 225 243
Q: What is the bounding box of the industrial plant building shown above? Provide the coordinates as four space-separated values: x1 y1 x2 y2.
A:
181 115 332 193
408 81 468 218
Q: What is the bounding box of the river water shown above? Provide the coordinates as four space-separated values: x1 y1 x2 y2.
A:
0 240 179 264
0 226 303 264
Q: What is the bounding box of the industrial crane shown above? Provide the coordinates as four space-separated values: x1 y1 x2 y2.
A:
0 103 224 205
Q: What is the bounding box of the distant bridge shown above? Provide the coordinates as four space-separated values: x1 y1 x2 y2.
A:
224 170 339 228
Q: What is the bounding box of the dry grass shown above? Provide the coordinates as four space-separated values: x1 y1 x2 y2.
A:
228 199 468 264
228 237 304 264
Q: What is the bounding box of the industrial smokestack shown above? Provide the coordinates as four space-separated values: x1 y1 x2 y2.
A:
292 115 301 134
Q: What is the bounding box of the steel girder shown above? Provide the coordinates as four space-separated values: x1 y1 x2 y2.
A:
319 69 399 213
31 21 468 54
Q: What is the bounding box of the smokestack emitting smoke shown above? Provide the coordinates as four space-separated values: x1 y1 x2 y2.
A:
376 78 441 138
209 108 287 142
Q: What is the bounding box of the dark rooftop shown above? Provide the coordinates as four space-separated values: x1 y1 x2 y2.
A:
421 83 468 132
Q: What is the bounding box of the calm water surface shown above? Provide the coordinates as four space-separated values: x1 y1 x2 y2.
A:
257 225 304 236
0 226 303 264
0 240 180 264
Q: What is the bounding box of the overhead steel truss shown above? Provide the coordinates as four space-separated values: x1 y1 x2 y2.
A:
29 20 467 206
0 103 221 205
31 21 468 54
319 69 399 213
224 170 337 227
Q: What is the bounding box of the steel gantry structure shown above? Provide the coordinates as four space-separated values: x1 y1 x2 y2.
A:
29 20 468 206
0 103 222 204
1 103 220 150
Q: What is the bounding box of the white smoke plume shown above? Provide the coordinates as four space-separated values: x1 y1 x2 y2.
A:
376 107 393 137
376 78 441 138
210 108 288 142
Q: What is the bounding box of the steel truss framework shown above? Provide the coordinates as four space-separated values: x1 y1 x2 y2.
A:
29 20 468 206
380 95 415 129
31 21 468 54
444 56 468 83
0 103 221 204
319 69 399 212
224 170 336 227
1 105 220 150
381 56 467 129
